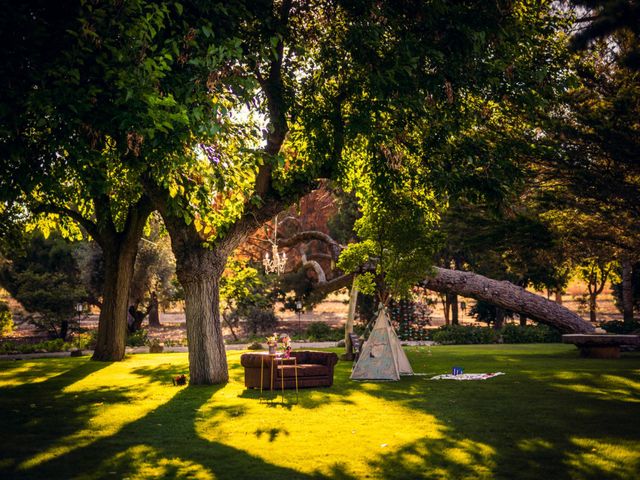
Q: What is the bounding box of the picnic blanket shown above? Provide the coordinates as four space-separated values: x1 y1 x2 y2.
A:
430 372 505 381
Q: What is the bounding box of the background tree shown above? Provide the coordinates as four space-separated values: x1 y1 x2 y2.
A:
537 30 640 325
220 258 279 340
129 214 176 328
0 233 86 340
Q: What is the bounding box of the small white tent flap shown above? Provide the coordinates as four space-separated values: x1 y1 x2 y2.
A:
350 307 414 381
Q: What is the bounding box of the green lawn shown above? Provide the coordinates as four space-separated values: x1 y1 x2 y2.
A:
1 344 638 480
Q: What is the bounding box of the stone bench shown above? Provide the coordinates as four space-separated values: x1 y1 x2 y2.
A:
562 334 640 359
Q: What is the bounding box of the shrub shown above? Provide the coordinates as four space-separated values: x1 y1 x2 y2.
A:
599 319 640 334
0 338 69 354
245 307 279 335
432 325 499 344
247 342 263 350
431 324 563 345
0 302 13 337
469 300 515 325
500 324 562 343
306 322 342 341
126 329 149 347
70 331 97 350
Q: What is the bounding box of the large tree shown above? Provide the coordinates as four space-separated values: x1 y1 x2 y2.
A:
142 1 582 384
0 1 251 359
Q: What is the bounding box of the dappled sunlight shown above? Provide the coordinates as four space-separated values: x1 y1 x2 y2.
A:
196 379 449 478
566 437 640 480
18 359 184 471
0 359 84 387
367 433 496 479
517 438 554 452
3 347 639 479
527 370 640 403
92 444 215 480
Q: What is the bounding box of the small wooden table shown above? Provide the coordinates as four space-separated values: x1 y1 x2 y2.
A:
259 353 298 404
562 334 640 358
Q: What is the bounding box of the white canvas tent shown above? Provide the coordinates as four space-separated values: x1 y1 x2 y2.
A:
350 307 413 381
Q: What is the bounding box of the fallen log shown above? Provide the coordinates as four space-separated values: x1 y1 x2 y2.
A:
422 267 595 334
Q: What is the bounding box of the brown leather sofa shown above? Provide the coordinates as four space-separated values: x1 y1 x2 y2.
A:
241 350 339 389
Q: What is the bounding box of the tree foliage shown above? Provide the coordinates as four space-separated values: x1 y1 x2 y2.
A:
0 233 86 339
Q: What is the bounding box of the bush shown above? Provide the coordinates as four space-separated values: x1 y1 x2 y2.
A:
245 307 279 335
469 300 515 325
306 322 342 341
247 342 263 350
0 338 69 354
431 324 563 345
0 302 13 337
432 325 499 344
70 331 97 350
500 324 562 343
126 329 149 347
599 319 640 334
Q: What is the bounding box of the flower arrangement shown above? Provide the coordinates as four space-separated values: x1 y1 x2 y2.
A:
280 334 292 358
265 333 292 356
266 333 279 354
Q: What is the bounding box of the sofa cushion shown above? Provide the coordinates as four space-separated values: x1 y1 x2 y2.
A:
291 351 338 366
277 364 329 378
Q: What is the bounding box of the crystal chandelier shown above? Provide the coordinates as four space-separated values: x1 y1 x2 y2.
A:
262 216 287 275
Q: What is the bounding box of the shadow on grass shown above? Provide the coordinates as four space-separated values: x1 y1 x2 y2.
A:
359 349 640 480
3 347 639 479
0 359 114 473
6 366 356 480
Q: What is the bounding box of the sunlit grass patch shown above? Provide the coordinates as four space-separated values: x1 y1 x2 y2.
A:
567 437 640 480
1 345 638 479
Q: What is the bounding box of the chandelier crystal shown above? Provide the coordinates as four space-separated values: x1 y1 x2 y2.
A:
263 243 287 275
262 216 287 275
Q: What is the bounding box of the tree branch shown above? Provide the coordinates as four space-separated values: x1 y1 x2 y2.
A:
278 230 343 255
298 248 327 284
35 203 103 248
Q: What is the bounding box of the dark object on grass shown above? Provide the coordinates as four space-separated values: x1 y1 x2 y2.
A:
173 374 187 386
70 349 84 357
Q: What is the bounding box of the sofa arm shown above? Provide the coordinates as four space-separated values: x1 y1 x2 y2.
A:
240 353 272 368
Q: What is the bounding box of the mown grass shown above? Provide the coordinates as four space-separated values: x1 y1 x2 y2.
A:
0 344 638 480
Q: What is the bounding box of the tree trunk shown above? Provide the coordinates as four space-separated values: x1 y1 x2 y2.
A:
555 291 563 305
621 257 634 324
59 319 69 341
422 267 595 333
494 307 505 330
176 249 228 385
93 245 137 361
344 278 358 360
589 295 597 323
442 294 450 325
519 314 527 327
221 311 239 342
450 293 459 325
148 291 160 327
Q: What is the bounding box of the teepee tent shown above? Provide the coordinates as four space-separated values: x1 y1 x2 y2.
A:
350 307 413 381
